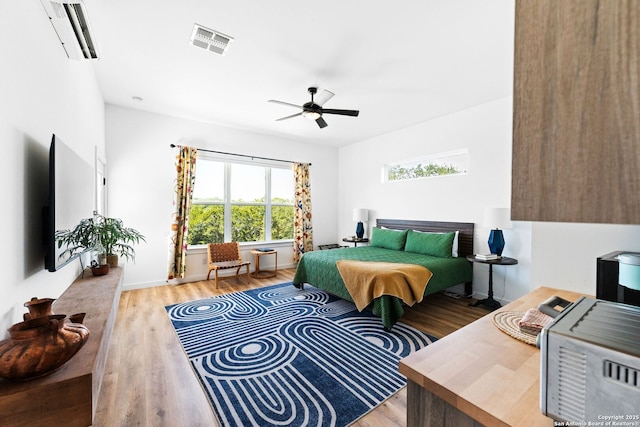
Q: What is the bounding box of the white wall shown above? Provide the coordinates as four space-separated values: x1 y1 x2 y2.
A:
530 222 640 294
0 2 105 336
105 105 339 289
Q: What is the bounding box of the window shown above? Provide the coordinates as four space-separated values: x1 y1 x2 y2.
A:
188 156 294 245
383 149 468 182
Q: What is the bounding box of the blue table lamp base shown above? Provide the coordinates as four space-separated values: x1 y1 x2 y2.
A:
355 222 364 239
488 229 505 256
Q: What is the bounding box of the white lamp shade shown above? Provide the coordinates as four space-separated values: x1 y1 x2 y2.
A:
484 207 512 229
353 208 368 222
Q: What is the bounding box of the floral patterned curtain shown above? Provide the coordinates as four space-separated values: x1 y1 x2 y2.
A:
293 162 313 262
168 146 197 279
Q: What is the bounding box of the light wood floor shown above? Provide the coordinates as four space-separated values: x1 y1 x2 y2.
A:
94 269 488 426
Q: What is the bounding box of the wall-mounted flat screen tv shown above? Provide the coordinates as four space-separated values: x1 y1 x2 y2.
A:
44 134 95 272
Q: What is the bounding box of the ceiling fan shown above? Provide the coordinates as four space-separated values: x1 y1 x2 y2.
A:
268 87 359 128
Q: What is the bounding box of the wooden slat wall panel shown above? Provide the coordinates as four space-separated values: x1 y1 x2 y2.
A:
512 0 640 224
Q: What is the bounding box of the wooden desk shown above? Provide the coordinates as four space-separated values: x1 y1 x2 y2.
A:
399 286 586 427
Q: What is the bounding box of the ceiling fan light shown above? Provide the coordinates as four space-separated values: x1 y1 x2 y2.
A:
302 111 321 120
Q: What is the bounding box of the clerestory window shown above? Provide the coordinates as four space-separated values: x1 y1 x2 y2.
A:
383 149 468 182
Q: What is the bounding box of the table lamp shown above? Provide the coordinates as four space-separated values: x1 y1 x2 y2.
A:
353 208 368 239
484 207 512 256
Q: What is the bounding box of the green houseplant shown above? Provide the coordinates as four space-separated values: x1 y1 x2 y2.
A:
96 216 145 267
55 217 96 262
55 213 146 269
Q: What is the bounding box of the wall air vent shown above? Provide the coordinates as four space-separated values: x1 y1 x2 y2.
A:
190 24 233 56
40 0 99 60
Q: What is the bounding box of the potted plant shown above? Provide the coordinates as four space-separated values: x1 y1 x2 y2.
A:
94 216 145 267
55 217 96 261
55 213 146 270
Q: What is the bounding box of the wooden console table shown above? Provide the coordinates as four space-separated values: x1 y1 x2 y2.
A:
0 267 123 426
399 286 587 427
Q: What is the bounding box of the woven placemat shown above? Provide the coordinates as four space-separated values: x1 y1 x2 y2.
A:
492 311 538 346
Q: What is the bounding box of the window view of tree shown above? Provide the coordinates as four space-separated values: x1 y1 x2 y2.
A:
385 149 468 182
272 204 294 240
231 205 265 242
187 157 294 245
388 163 462 180
270 167 294 241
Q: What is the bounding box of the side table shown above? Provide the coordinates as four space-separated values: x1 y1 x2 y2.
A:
250 249 278 279
342 237 369 247
466 255 518 310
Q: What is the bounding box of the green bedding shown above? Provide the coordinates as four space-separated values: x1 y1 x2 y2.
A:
292 246 472 329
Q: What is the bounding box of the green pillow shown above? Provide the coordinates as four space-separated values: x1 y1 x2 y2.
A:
404 230 455 258
370 227 408 251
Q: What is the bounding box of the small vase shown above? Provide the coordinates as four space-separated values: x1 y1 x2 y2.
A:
0 315 90 381
23 297 55 321
91 264 110 276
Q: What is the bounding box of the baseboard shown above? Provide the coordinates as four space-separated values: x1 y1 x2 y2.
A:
122 262 297 291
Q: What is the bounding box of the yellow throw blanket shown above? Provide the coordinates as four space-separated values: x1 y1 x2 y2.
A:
336 260 433 311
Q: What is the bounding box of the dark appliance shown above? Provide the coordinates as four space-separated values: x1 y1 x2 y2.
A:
596 251 640 307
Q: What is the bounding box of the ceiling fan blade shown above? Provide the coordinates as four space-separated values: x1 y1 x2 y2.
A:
268 100 302 109
316 117 328 128
321 108 359 117
315 90 335 106
276 112 303 121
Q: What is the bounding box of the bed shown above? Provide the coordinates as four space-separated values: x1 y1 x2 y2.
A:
292 219 474 329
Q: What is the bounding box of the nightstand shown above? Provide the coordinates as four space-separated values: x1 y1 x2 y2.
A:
342 237 369 247
466 255 518 310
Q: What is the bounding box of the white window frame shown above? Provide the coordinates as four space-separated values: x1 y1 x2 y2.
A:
190 153 294 246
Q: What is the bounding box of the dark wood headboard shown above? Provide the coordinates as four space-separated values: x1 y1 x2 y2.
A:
375 219 475 259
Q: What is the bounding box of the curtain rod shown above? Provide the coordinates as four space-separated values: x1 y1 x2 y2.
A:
169 144 310 166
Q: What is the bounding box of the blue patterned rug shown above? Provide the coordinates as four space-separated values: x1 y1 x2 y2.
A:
165 282 436 427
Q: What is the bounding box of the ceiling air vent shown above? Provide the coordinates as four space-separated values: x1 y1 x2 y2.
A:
190 24 233 56
40 0 99 60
